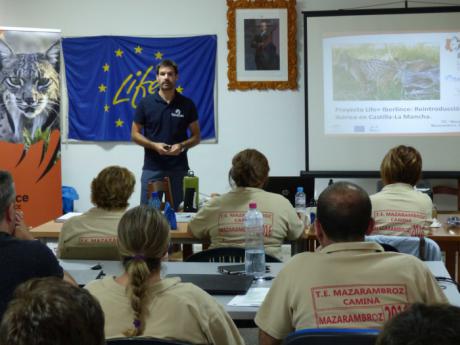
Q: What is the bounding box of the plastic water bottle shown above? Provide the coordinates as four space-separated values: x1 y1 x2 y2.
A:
183 170 199 211
295 186 308 226
244 202 266 279
148 191 161 210
308 198 317 224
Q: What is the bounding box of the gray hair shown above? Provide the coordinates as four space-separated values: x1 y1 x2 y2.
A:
0 171 15 223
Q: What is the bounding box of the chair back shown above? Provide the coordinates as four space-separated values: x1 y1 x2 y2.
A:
147 177 174 210
185 246 281 263
366 235 441 261
106 337 191 345
283 328 380 345
59 243 119 260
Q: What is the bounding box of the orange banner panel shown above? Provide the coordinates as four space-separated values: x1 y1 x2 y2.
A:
0 130 62 227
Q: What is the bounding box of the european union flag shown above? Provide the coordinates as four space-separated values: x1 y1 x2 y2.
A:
62 35 216 141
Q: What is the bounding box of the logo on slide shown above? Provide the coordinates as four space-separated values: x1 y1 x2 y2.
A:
171 109 184 118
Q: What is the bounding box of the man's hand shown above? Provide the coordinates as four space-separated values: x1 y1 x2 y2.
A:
15 209 27 230
13 210 34 240
152 142 171 155
166 143 182 156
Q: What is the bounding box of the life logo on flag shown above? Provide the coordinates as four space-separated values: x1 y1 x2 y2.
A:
171 109 184 118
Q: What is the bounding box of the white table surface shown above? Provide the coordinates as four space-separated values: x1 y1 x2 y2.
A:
424 261 460 307
60 260 460 320
61 260 281 320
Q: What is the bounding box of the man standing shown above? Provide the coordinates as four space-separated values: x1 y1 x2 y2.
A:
255 182 448 345
132 59 200 209
0 170 75 319
251 20 279 70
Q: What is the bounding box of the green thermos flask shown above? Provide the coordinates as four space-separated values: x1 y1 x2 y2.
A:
183 170 199 212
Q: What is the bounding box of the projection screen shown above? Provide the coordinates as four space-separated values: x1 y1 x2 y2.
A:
304 7 460 176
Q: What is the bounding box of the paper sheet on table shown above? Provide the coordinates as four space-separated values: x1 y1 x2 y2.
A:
176 212 196 223
55 212 83 222
228 287 269 307
46 241 58 256
430 218 442 228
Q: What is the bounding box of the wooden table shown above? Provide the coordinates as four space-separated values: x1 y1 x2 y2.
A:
30 220 302 259
30 220 196 259
429 214 460 282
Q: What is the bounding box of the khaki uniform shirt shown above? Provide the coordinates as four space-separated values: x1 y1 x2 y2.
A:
255 242 447 340
57 207 124 257
85 276 244 345
189 187 304 258
370 183 432 236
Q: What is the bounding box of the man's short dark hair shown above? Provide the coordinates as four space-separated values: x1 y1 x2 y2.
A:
0 277 105 345
156 59 178 75
0 171 15 223
377 303 460 345
316 181 371 242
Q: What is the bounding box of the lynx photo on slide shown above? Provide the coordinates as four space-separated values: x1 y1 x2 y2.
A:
333 43 440 101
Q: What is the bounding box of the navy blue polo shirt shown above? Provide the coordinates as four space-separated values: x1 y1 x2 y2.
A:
134 92 198 171
0 232 64 320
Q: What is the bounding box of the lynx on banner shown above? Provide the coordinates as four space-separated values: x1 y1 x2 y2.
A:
0 27 62 227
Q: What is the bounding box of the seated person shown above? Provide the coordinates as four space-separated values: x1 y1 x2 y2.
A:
188 149 304 259
85 205 244 345
255 182 447 345
58 166 135 258
0 277 105 345
377 303 460 345
0 171 75 320
371 145 432 236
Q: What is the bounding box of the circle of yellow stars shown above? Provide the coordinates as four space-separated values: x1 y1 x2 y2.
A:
98 47 184 129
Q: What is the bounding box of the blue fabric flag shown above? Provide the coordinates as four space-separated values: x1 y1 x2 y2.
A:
62 35 216 141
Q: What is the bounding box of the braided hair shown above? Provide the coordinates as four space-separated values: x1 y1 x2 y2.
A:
117 205 170 336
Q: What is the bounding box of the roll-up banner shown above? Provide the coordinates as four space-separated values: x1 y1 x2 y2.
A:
0 27 62 227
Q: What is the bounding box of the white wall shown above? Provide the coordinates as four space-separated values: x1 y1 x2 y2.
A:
1 0 458 211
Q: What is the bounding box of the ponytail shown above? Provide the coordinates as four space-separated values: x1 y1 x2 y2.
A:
123 257 151 336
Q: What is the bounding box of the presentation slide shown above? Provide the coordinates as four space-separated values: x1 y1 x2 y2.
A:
305 8 460 173
323 32 460 135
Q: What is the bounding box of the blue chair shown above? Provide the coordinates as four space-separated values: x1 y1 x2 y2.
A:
283 328 380 345
366 235 442 261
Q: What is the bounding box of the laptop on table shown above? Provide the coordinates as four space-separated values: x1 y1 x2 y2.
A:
166 273 253 295
264 176 315 206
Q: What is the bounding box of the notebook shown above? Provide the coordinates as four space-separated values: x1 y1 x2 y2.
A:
166 273 254 295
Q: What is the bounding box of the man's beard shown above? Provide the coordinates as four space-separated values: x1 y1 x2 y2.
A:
160 81 175 91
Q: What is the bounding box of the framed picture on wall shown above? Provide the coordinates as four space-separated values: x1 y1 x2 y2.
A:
227 0 297 90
